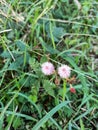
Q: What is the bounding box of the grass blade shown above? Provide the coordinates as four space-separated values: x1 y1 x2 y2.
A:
32 101 70 130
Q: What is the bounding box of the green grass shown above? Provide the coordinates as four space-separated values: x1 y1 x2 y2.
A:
0 0 98 129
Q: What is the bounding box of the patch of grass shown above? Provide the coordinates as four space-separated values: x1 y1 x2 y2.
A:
0 0 98 129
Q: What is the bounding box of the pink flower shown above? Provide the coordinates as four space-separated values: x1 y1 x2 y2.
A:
58 65 71 79
41 62 55 75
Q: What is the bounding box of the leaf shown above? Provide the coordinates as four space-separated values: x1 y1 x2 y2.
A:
80 118 85 130
40 55 48 64
43 80 56 98
74 107 93 121
29 95 37 103
1 51 11 58
78 94 94 109
46 24 65 42
32 101 70 130
39 37 59 54
29 57 39 71
8 53 29 70
0 108 37 122
12 117 22 129
68 121 73 130
45 111 62 130
52 27 65 39
8 92 41 118
15 40 27 51
8 62 19 70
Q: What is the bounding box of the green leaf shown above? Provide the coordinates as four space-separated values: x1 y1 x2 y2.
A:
32 101 70 130
39 37 59 54
74 107 93 121
52 27 65 40
46 23 65 42
43 80 56 98
15 40 27 51
1 51 11 58
40 55 48 63
29 95 37 103
8 53 29 70
80 118 85 130
8 62 19 70
0 108 37 122
13 117 23 129
8 92 41 118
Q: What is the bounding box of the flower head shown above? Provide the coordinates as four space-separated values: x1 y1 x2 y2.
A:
70 87 76 93
41 62 55 75
58 65 71 79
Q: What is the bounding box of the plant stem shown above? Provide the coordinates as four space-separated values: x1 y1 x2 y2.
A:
63 79 66 101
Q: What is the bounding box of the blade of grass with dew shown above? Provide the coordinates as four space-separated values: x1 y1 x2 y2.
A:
32 101 70 130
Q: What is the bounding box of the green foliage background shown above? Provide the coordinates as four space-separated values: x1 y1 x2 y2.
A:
0 0 98 129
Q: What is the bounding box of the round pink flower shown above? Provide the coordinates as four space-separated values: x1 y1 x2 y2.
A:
41 62 55 75
58 65 71 79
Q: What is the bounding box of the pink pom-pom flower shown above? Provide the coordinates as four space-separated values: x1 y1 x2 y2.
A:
41 62 55 75
58 65 71 79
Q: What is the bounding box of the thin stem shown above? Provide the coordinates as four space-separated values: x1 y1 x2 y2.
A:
63 79 66 101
